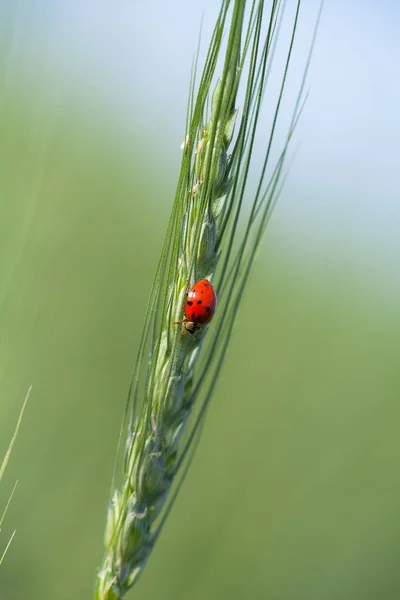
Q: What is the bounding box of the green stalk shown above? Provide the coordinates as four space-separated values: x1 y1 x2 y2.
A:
95 1 322 598
0 386 31 566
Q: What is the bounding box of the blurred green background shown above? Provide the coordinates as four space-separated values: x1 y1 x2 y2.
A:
1 2 400 599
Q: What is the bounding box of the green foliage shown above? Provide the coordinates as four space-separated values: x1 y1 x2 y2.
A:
1 78 400 600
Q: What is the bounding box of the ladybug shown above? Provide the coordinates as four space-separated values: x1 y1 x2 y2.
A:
174 278 217 335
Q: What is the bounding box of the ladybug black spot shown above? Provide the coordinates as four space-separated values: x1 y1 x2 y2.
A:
187 300 193 306
191 313 196 318
206 306 210 312
197 300 202 304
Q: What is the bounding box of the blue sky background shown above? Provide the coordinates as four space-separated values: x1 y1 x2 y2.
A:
2 0 399 301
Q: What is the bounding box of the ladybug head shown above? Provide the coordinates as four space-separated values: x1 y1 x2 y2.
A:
184 321 204 335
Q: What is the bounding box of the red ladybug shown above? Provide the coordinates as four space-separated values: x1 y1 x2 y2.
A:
174 279 217 335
